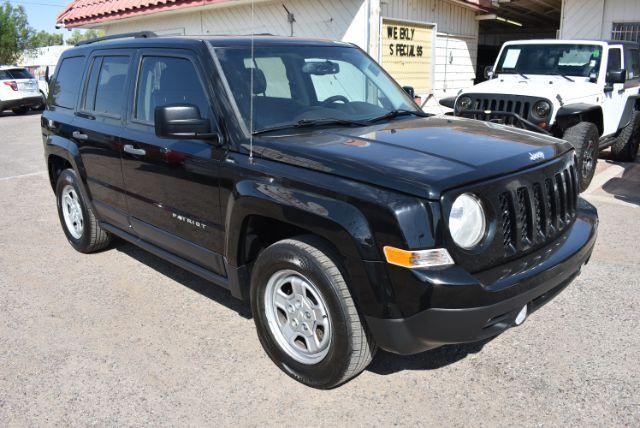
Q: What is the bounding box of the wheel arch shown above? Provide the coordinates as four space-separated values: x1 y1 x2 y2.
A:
224 180 387 313
555 103 604 136
617 94 640 131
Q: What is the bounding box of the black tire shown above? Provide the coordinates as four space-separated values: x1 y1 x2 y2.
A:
250 236 375 389
11 106 29 115
562 122 599 192
610 110 640 162
56 168 111 253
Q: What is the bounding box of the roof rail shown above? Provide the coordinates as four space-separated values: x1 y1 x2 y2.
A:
75 31 157 46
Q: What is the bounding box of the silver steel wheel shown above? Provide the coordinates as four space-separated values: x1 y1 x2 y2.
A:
61 185 84 239
264 269 332 365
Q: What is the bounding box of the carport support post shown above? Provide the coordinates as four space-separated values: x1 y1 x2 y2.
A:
367 0 381 58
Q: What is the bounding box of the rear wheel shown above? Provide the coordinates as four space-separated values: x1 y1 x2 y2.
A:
562 122 599 192
11 106 29 115
251 237 375 389
610 110 640 162
56 169 111 253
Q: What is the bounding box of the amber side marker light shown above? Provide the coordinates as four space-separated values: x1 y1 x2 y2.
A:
383 246 455 269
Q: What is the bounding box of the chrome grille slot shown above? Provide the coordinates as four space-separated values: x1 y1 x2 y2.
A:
443 154 578 273
487 161 576 258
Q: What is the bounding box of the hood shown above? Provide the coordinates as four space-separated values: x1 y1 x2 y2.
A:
464 74 600 104
250 116 573 200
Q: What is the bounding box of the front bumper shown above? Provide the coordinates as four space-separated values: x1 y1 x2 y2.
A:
365 199 598 355
0 96 42 111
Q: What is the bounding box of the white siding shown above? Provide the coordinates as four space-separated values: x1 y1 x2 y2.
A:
104 0 368 48
103 0 478 112
560 0 605 39
561 0 640 40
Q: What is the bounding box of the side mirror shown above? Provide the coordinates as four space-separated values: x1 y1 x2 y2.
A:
484 65 494 79
439 96 456 109
154 104 218 141
402 86 415 98
606 68 626 84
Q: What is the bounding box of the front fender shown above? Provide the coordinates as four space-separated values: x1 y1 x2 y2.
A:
224 179 398 317
224 179 379 265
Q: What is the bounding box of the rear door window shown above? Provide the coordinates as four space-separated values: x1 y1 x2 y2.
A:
92 56 130 116
51 56 85 109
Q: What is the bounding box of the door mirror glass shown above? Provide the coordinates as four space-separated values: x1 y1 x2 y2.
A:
606 68 626 84
154 104 218 141
484 65 494 79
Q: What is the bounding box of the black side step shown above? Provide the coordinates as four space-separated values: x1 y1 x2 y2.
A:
100 222 229 289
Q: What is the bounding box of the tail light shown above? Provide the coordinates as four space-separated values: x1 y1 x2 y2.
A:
3 81 18 91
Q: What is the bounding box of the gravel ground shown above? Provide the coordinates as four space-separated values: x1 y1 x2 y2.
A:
0 112 639 426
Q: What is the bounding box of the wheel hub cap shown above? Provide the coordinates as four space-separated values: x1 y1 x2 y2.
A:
264 270 332 365
61 185 84 239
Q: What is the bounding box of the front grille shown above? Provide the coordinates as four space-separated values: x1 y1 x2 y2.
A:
443 153 578 273
497 162 577 255
456 94 550 127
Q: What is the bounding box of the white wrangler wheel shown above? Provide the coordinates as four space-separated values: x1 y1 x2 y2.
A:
61 185 84 239
264 269 332 365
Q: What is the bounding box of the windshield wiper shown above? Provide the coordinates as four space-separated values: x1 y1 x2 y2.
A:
516 70 529 80
554 73 574 82
252 117 369 135
367 109 428 123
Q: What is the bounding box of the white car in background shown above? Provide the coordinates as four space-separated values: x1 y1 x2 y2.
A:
0 66 45 115
441 39 640 192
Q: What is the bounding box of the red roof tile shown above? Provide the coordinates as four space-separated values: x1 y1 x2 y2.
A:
57 0 231 27
57 0 484 28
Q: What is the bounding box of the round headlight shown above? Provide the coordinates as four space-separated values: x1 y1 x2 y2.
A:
458 96 473 111
532 100 551 118
449 193 486 250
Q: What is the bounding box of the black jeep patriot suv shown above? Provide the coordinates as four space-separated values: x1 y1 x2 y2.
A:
42 33 598 388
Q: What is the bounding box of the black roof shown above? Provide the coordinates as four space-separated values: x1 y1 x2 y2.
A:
64 34 353 55
604 39 640 47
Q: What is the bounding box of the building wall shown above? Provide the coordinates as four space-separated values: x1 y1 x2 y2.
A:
560 0 640 40
103 0 479 112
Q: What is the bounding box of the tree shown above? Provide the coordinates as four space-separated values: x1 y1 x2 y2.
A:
65 29 105 46
0 2 31 64
28 30 63 49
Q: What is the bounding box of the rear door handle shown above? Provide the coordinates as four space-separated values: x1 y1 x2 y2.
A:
123 144 146 156
72 131 88 141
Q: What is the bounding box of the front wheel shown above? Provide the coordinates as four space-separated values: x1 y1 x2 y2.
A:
562 122 599 192
250 237 375 389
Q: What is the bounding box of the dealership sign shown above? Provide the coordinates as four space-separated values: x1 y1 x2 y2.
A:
381 18 434 94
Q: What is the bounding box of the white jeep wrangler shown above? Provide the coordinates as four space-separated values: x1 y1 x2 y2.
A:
440 39 640 192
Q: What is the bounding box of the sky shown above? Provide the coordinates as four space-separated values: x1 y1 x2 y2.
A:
7 0 76 37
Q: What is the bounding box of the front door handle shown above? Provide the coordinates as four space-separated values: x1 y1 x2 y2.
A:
72 131 88 141
123 144 146 156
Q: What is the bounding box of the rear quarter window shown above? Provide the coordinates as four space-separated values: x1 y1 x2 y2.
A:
50 56 86 109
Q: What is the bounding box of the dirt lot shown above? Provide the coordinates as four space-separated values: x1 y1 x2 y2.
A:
1 111 639 426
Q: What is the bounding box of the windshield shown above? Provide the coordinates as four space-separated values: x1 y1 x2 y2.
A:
495 44 603 78
212 45 419 133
